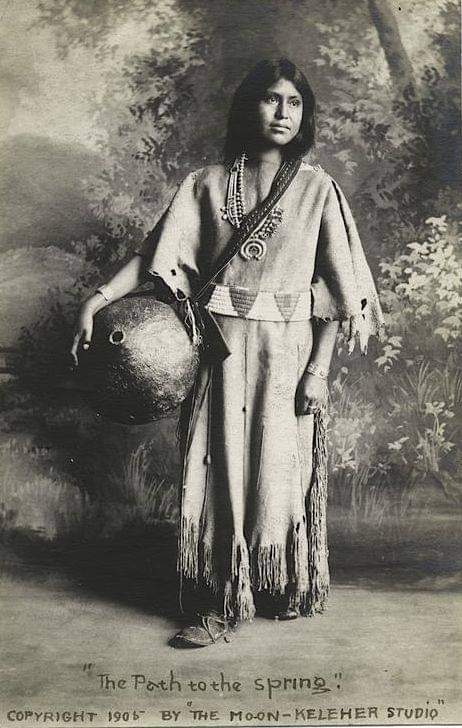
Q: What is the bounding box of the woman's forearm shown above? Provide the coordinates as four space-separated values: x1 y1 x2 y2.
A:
308 319 339 372
297 318 339 414
83 254 146 314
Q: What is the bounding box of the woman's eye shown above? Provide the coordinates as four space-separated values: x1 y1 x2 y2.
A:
290 99 301 107
264 94 278 104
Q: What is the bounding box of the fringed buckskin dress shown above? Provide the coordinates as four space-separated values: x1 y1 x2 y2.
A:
135 160 384 622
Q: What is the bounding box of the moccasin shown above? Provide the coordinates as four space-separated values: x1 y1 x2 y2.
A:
171 612 232 648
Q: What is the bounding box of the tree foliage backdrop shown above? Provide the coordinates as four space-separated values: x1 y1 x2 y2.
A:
1 0 461 558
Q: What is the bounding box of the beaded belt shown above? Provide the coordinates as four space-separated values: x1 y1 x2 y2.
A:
204 284 312 322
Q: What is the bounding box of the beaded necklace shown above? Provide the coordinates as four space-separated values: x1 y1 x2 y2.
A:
221 152 284 261
221 152 247 228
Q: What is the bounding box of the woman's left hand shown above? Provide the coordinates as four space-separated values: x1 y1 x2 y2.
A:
295 372 328 416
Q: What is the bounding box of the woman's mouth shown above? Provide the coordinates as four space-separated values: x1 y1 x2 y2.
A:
270 124 290 132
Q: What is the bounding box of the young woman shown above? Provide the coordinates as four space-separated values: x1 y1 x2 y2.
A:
71 59 384 648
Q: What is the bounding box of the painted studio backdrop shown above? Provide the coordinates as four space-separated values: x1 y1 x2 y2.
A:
0 1 461 726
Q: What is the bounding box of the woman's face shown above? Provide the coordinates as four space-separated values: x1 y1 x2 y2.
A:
255 78 303 149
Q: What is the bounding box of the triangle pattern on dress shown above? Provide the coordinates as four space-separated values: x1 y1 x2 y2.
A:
274 292 301 322
230 288 259 318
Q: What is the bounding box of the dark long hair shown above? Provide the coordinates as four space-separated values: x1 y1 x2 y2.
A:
223 58 316 164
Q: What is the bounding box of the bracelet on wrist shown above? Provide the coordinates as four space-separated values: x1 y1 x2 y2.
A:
306 362 328 380
95 284 114 303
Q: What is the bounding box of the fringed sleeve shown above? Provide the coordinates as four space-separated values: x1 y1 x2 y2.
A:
135 171 202 301
310 176 385 354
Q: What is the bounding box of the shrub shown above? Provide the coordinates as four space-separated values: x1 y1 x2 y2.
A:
328 213 462 521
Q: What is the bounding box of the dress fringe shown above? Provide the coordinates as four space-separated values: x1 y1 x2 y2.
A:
251 544 288 594
305 406 330 615
178 515 199 581
177 408 330 621
178 516 219 593
202 541 219 594
224 536 256 622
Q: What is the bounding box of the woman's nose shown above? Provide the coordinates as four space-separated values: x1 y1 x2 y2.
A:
276 100 289 119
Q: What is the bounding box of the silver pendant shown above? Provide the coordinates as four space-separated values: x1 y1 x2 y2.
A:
240 238 267 261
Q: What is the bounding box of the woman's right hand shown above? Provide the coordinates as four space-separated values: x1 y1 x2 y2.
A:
69 256 146 368
70 306 95 368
